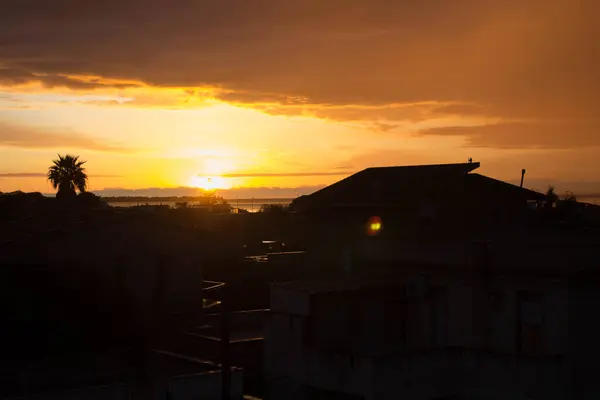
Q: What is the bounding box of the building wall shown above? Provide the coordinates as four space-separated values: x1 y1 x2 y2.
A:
570 282 600 399
446 283 474 348
270 287 310 316
373 349 567 400
480 282 569 356
267 274 575 400
265 312 309 400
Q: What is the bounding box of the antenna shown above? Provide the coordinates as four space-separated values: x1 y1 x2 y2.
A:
520 169 526 188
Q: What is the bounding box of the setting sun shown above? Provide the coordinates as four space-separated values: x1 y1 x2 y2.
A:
189 175 232 190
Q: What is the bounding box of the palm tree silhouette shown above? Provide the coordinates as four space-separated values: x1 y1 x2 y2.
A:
47 154 88 200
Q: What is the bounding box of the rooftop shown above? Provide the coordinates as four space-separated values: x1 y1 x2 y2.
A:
292 161 527 210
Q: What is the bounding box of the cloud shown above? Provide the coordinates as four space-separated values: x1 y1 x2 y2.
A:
246 101 452 122
418 120 600 149
0 0 598 148
0 172 45 178
0 172 121 178
217 171 354 178
0 67 140 90
0 122 133 153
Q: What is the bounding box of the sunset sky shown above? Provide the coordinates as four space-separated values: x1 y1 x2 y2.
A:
1 0 598 197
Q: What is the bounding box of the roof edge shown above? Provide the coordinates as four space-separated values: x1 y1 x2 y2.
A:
361 161 480 174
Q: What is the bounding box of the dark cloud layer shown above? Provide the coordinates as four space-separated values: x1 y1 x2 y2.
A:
419 120 600 149
1 0 598 147
0 67 139 89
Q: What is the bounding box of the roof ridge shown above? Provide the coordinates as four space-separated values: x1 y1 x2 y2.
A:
363 161 480 170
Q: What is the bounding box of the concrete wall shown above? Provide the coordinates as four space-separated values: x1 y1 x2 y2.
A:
545 288 569 355
375 349 568 400
265 311 310 400
570 283 600 399
303 350 375 399
270 287 310 316
446 283 474 348
482 283 569 356
267 276 574 399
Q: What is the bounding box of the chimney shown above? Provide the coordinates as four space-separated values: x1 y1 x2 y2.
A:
520 169 526 188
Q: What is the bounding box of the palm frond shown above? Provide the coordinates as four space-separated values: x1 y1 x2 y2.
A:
47 154 89 195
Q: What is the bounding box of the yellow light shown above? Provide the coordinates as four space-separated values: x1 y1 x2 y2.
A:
189 175 231 190
366 216 383 236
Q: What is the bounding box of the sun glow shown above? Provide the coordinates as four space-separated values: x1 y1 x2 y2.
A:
189 175 232 190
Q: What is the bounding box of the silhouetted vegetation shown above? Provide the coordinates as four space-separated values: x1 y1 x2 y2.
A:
545 185 559 209
104 195 226 204
564 191 577 202
208 195 232 213
0 191 54 221
175 201 189 209
47 154 88 202
259 203 288 214
77 191 108 208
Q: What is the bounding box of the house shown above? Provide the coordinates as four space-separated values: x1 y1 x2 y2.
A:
289 162 547 272
265 163 600 399
265 255 600 400
291 162 544 226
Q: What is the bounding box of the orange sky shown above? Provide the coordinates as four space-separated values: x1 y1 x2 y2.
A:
1 0 599 197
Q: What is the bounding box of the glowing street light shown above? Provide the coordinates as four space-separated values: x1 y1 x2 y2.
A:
366 216 383 236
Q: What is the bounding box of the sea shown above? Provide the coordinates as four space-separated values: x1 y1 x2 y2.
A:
579 196 600 206
107 198 293 212
107 196 600 211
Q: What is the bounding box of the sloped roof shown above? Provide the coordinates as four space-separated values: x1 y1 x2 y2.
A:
465 173 546 201
293 162 481 210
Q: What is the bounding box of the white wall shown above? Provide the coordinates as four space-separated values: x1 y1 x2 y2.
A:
267 277 574 400
374 349 568 400
270 287 310 316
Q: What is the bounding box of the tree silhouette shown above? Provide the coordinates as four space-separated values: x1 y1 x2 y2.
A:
47 154 88 200
545 185 559 209
259 203 287 214
564 191 577 202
